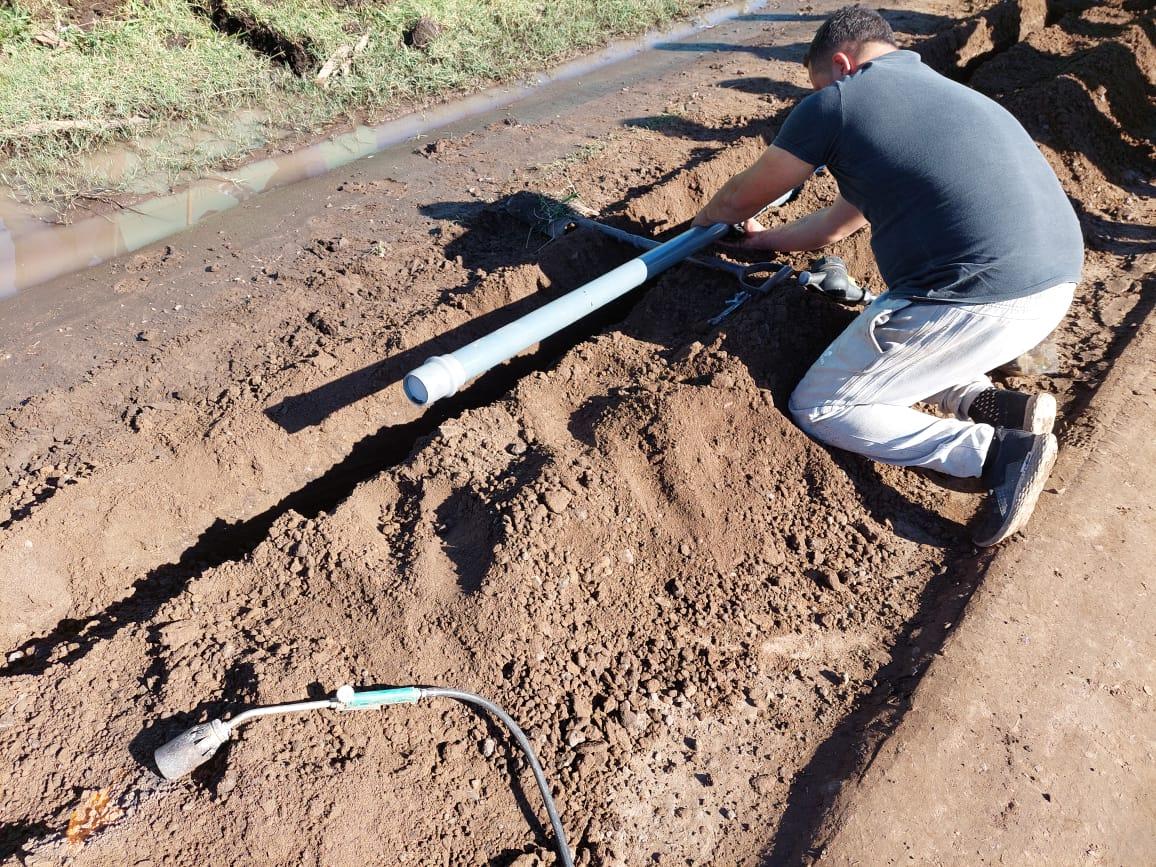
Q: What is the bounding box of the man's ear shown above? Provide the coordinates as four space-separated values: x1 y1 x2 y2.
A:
830 50 856 78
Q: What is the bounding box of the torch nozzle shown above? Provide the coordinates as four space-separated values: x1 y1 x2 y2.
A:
154 718 231 780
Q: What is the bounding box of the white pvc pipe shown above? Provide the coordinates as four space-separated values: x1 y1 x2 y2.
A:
404 222 730 406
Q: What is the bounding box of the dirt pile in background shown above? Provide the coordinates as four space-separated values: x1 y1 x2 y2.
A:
1 0 1154 863
911 0 1048 77
971 3 1154 207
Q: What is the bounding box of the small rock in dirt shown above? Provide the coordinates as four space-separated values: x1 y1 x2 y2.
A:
307 311 337 336
817 570 844 592
481 737 496 758
130 408 155 433
750 773 777 796
217 771 238 796
572 694 593 718
542 489 572 514
136 330 157 343
158 621 200 650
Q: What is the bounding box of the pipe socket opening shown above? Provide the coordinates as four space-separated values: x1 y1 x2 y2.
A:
403 355 469 407
403 374 429 406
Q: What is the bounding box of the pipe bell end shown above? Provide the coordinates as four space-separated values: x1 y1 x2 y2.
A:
404 355 468 407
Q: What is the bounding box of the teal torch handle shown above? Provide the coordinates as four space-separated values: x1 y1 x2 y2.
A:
336 685 423 709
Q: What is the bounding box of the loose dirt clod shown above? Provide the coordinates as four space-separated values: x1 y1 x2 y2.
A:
404 16 443 51
64 790 122 846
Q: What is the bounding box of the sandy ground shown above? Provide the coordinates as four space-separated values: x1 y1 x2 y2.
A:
0 0 1153 864
813 314 1156 866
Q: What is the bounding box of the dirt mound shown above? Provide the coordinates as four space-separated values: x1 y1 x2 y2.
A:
913 0 1048 77
1 144 956 866
10 293 932 867
973 8 1155 198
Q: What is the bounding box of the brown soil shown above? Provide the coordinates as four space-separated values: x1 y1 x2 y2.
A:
1 1 1153 865
27 0 124 26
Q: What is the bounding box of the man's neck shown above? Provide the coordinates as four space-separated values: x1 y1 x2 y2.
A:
854 42 900 65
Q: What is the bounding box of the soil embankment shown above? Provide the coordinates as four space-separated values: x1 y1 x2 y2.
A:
1 0 1152 863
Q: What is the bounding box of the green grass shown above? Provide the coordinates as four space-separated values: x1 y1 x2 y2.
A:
0 0 713 205
225 0 710 101
0 4 34 43
0 0 295 200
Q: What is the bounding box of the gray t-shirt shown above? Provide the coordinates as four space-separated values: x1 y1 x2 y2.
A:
774 50 1083 303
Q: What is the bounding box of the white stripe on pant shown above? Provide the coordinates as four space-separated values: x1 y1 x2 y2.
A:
788 282 1075 478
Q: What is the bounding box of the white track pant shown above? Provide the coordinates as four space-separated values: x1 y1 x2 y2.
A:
788 282 1074 478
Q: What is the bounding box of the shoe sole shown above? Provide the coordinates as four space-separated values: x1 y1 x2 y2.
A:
1026 392 1057 436
974 433 1058 547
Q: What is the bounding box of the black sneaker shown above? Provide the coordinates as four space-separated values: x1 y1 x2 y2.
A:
973 429 1058 547
967 387 1056 435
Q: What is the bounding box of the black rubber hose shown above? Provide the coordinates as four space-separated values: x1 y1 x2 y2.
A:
423 688 574 867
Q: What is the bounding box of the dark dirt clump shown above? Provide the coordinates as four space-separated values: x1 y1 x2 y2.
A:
202 0 321 76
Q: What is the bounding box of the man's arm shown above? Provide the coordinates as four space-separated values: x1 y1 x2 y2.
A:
741 194 868 252
692 141 868 251
693 145 815 226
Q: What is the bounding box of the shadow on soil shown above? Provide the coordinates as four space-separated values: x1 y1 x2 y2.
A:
2 225 641 682
876 7 957 35
265 290 544 433
759 547 994 864
619 76 809 145
0 822 55 861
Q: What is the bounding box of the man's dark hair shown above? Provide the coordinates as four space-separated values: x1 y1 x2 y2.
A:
803 6 897 68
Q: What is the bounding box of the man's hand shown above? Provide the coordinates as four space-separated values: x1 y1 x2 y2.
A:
730 217 779 251
720 196 869 253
